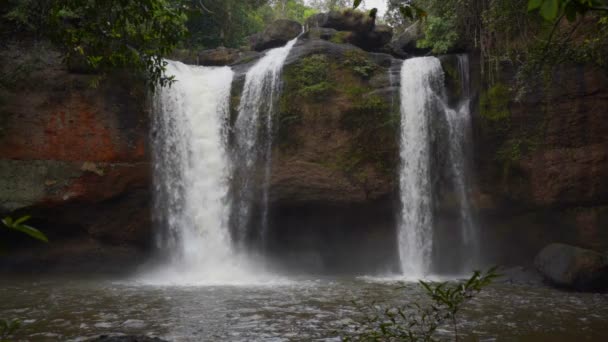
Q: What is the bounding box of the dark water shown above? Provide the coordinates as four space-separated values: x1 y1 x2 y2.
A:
1 276 607 341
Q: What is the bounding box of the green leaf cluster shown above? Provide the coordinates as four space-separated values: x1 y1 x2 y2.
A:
47 0 188 90
344 268 500 341
528 0 607 21
416 15 459 54
1 216 48 243
0 319 21 342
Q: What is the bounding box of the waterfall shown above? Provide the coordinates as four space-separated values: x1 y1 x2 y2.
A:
442 55 478 272
398 56 478 277
231 36 299 248
398 57 442 277
148 61 254 284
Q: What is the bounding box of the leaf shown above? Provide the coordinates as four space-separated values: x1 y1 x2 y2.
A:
399 5 413 20
528 0 544 11
564 2 578 21
353 0 363 9
540 0 560 20
2 217 13 227
10 224 48 243
13 215 31 226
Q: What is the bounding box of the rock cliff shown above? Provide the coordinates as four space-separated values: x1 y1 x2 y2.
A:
0 41 151 274
1 13 607 274
473 61 608 265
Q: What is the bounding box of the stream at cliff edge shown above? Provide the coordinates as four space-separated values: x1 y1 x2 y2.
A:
1 277 607 341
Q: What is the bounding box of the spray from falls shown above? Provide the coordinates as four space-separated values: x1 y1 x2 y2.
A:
398 55 478 277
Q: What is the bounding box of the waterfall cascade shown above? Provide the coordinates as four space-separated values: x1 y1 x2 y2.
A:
398 55 478 277
146 36 299 283
398 57 441 277
232 36 299 248
150 61 246 283
149 38 475 282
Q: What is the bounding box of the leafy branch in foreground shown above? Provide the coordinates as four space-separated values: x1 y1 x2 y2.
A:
343 268 500 342
1 216 48 243
0 319 20 342
0 216 46 341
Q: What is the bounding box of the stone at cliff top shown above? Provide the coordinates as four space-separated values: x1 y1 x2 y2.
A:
198 46 240 66
535 243 608 291
389 22 430 58
350 24 393 51
252 19 303 52
304 11 392 52
306 10 374 33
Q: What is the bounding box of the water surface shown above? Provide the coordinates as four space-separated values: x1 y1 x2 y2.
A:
1 277 607 341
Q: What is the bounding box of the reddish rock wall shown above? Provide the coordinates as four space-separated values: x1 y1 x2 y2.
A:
0 41 151 273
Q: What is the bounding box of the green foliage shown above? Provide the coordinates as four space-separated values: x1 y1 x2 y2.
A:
310 0 351 11
417 15 459 54
341 91 398 176
1 0 54 36
2 216 48 243
344 268 500 342
285 54 334 98
47 0 188 89
480 83 511 121
342 50 378 79
0 319 20 342
528 0 608 21
182 0 267 49
1 0 189 89
330 31 352 44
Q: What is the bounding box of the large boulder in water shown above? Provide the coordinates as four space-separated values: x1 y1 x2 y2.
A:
252 19 303 52
535 243 608 291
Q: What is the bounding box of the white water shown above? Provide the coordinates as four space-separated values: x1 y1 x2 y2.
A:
232 36 299 246
443 55 478 272
147 61 268 285
398 56 479 277
398 57 443 277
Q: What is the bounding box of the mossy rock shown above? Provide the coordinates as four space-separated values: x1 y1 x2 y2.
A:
276 49 397 179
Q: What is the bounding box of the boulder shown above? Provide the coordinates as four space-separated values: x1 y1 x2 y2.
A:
253 19 303 52
389 22 430 57
198 47 241 66
496 266 544 286
302 27 339 41
534 243 608 291
306 10 374 33
350 24 393 51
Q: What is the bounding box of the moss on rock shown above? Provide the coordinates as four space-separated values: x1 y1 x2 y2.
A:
480 83 511 121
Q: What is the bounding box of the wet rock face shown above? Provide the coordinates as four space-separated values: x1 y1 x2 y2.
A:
0 41 151 273
241 37 402 272
473 62 608 265
198 47 241 66
252 19 303 52
535 243 608 291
